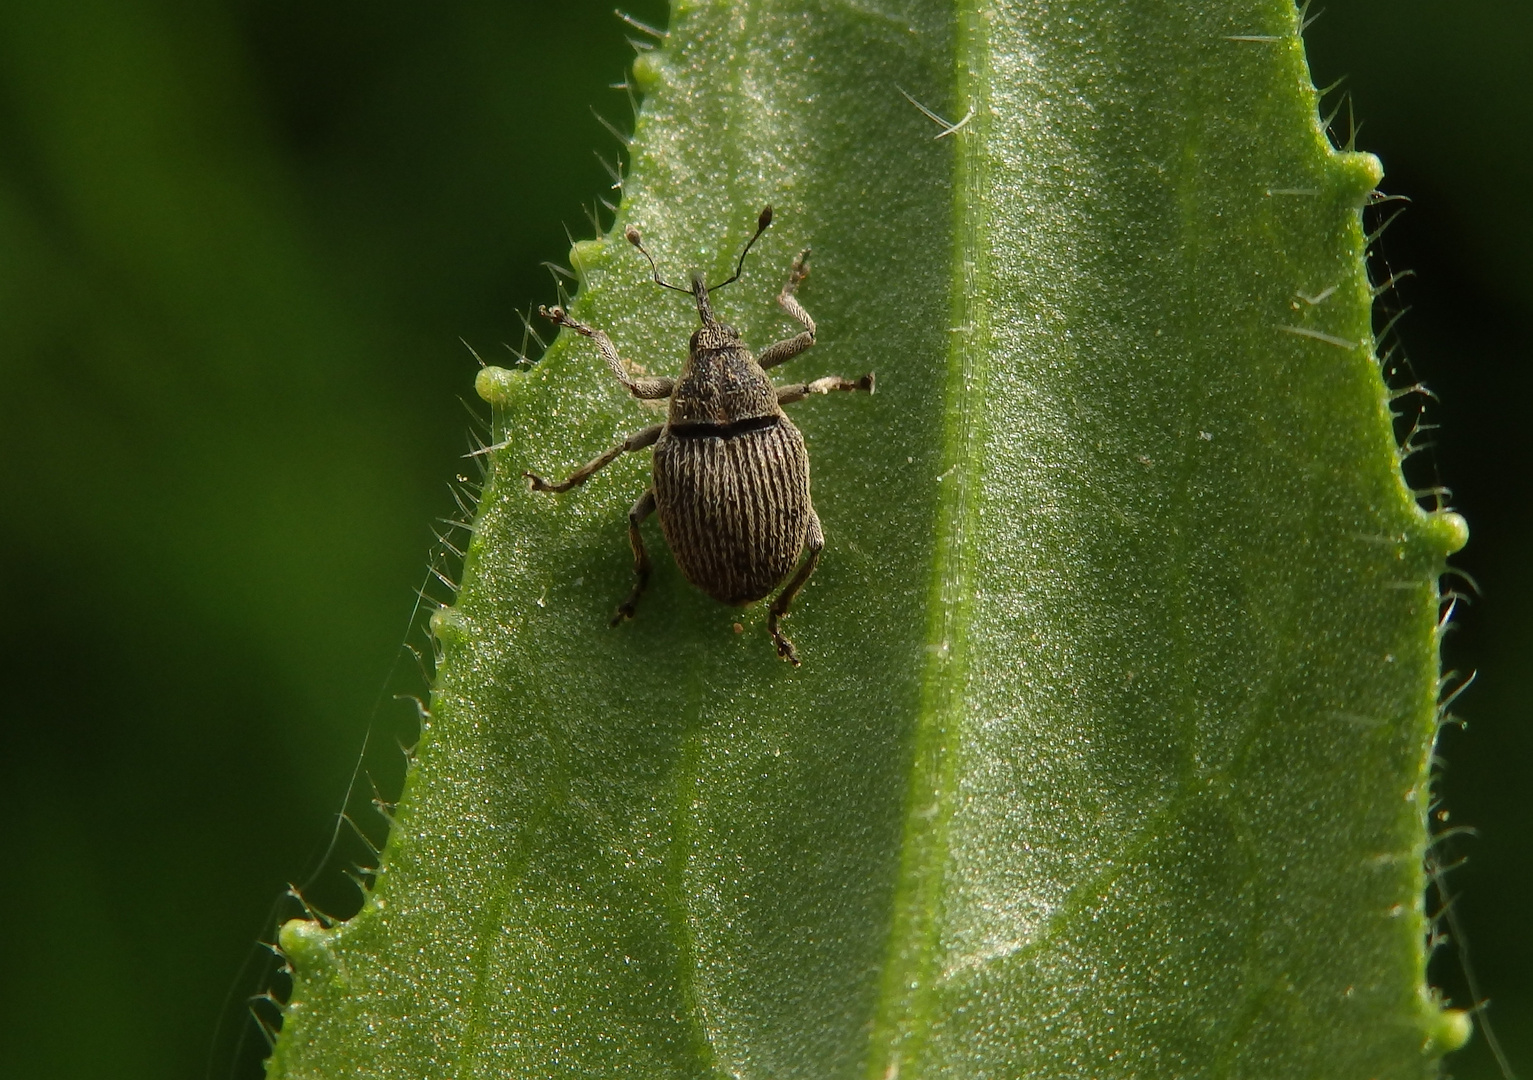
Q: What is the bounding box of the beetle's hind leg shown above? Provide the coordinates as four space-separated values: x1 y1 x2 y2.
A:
768 507 825 666
612 488 657 626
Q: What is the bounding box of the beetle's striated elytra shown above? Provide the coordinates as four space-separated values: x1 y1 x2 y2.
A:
523 207 873 665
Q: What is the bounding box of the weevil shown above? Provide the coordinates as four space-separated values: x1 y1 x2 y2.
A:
524 207 873 665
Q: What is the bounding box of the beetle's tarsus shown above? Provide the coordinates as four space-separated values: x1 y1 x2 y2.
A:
613 488 656 624
524 470 565 493
539 304 589 336
789 248 811 285
770 621 802 667
776 374 875 405
765 510 823 667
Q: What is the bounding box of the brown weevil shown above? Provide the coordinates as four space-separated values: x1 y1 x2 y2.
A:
524 207 873 665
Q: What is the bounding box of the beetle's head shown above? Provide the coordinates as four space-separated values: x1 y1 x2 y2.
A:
624 206 774 349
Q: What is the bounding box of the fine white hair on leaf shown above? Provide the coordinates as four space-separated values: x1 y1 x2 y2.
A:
897 86 974 138
1371 269 1416 298
1280 324 1356 349
591 106 632 148
614 10 666 40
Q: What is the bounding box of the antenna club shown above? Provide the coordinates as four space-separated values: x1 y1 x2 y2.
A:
624 225 642 247
758 206 773 232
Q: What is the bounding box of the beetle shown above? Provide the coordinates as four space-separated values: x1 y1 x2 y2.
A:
524 206 873 665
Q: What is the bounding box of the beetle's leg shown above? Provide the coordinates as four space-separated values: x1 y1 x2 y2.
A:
776 373 875 405
540 305 675 399
612 488 657 626
768 507 825 666
757 249 816 370
524 424 662 493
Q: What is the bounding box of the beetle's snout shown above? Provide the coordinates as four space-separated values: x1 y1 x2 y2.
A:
690 271 717 326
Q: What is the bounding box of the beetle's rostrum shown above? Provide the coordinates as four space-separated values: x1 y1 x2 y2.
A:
524 207 873 665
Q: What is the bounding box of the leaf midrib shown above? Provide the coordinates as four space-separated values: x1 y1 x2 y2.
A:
866 5 991 1077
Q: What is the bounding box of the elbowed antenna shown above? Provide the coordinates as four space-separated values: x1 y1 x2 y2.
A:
706 205 773 292
624 205 775 298
625 224 691 295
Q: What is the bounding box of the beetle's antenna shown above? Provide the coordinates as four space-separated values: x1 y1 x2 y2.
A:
708 206 773 292
624 225 692 294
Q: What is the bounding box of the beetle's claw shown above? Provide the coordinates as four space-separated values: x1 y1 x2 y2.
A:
859 372 876 394
772 629 801 666
524 470 553 492
611 603 636 627
540 305 593 337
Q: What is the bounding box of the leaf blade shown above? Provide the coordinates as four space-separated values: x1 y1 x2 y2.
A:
267 2 1471 1078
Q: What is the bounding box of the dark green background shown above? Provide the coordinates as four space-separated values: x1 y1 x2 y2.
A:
0 3 1523 1078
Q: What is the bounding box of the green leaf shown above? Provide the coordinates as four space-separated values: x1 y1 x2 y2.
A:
266 1 1470 1077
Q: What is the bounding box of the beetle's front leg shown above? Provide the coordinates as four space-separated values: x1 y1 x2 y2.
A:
768 507 825 666
539 305 675 399
776 373 875 405
524 424 662 493
757 249 816 370
612 488 657 625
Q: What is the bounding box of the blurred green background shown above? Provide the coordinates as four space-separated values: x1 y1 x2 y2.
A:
0 2 1523 1078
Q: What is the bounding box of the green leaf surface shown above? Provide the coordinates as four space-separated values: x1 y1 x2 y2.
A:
267 1 1469 1077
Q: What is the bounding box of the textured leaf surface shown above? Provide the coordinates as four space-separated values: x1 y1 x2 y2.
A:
267 1 1468 1077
